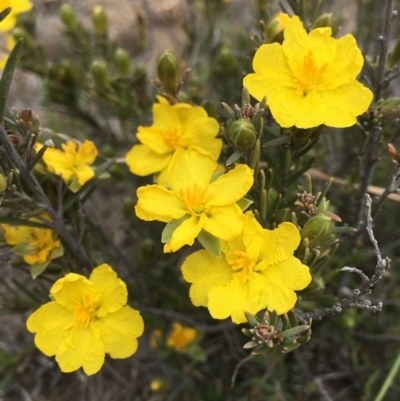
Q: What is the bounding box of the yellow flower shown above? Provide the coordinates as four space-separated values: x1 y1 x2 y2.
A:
243 16 373 129
2 219 63 272
126 96 222 185
0 0 33 32
167 323 197 351
135 146 254 252
0 34 15 70
38 140 98 192
181 212 311 323
26 264 144 375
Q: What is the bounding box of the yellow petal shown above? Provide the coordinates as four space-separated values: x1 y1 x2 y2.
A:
152 99 181 131
260 256 311 314
269 88 327 128
207 273 267 323
50 273 97 312
135 185 186 222
26 302 73 356
319 34 364 90
90 264 127 316
126 144 171 176
166 215 204 252
258 222 301 265
181 249 232 306
319 81 373 128
2 225 33 244
307 27 336 67
203 204 247 241
174 103 207 131
56 326 105 375
243 43 296 102
206 164 253 206
94 306 144 358
136 127 173 154
78 140 98 165
168 146 216 191
73 164 95 185
241 212 269 260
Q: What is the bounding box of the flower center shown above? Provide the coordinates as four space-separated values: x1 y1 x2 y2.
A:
161 128 180 150
295 50 328 94
72 294 98 328
227 250 256 283
180 183 208 215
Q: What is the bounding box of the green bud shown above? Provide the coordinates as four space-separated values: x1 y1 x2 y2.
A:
228 118 256 150
214 45 238 74
114 48 132 78
91 60 109 87
313 13 336 35
0 173 7 193
156 49 181 94
12 27 35 50
301 214 333 247
265 12 290 44
60 4 79 31
92 6 108 35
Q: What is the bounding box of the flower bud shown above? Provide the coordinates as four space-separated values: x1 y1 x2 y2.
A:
301 214 333 247
92 6 108 36
214 45 238 75
12 27 35 51
60 4 79 31
265 12 290 44
228 118 256 150
312 13 336 35
0 173 7 193
156 50 181 94
114 48 132 78
91 60 109 87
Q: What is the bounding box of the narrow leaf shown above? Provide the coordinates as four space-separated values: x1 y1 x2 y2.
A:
161 215 189 243
226 149 245 166
197 230 221 257
262 136 292 148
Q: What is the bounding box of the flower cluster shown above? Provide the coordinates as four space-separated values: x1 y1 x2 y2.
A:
27 264 144 375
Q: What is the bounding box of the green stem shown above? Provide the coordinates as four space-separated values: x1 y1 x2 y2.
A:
374 350 400 401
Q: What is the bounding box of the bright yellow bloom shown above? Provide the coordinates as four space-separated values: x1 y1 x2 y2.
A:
135 146 254 252
243 16 373 129
0 34 15 70
181 213 311 323
0 0 33 32
167 323 197 350
26 264 144 375
2 219 63 273
126 96 222 185
38 140 98 192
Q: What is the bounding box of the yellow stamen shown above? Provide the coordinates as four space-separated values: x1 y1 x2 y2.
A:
180 183 208 215
227 250 256 283
161 128 180 150
295 50 328 94
72 294 97 328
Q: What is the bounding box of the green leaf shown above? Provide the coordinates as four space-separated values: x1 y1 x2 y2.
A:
0 8 11 23
262 136 292 148
237 197 253 212
226 150 245 166
197 230 221 257
30 261 50 279
161 215 189 243
0 39 23 122
281 325 310 338
0 216 49 228
210 170 223 183
331 226 357 234
185 343 207 362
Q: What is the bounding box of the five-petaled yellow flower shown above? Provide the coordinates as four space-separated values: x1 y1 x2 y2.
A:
38 140 98 192
167 323 197 351
243 16 373 129
0 0 33 32
27 264 144 375
135 146 254 252
126 96 222 185
2 219 63 277
181 212 311 323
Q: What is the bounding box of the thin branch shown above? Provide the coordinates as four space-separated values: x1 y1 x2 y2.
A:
0 124 93 270
299 195 389 321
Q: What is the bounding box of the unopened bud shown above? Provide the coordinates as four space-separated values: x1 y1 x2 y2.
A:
228 118 256 150
301 214 333 247
302 274 325 295
156 49 181 94
11 27 34 50
265 12 290 43
92 6 108 36
115 48 132 78
60 4 79 31
91 60 109 87
313 13 336 35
